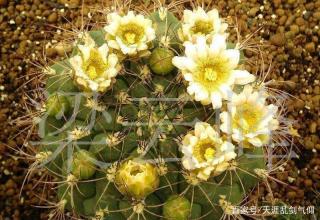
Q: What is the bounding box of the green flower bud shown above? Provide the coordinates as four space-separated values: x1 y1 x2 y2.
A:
71 150 97 180
46 93 70 117
115 159 159 199
149 47 175 75
163 195 191 220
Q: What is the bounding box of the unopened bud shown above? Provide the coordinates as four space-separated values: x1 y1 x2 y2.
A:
163 195 191 220
149 47 175 75
71 150 97 180
115 159 159 199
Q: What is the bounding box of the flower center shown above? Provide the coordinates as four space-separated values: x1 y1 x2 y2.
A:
118 23 144 45
191 20 213 35
193 56 232 91
204 67 218 81
130 165 144 176
193 140 216 163
82 49 108 80
124 32 137 44
233 103 262 132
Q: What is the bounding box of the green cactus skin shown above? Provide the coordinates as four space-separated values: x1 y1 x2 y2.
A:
93 110 122 132
149 10 181 48
46 93 70 117
58 185 85 215
36 9 269 220
38 116 63 137
45 61 78 94
38 135 66 175
119 195 161 220
163 195 191 220
149 47 175 75
71 150 97 180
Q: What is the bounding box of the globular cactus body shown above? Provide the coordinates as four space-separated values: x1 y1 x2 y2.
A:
33 5 286 220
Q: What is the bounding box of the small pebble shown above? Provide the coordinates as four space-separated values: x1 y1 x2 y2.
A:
304 179 313 187
309 122 317 133
0 0 7 6
270 33 285 46
47 12 58 23
305 42 315 53
287 191 297 199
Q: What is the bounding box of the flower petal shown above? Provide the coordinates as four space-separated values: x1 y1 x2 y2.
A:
183 73 193 81
78 44 91 61
220 112 232 134
248 137 263 147
172 57 196 71
98 44 109 62
194 86 209 101
232 70 256 85
210 92 222 109
223 49 240 69
209 34 227 55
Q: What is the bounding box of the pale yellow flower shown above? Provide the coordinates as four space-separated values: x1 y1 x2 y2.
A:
69 34 120 92
115 159 159 199
104 11 155 56
220 85 279 147
181 122 236 181
173 35 255 109
179 7 228 42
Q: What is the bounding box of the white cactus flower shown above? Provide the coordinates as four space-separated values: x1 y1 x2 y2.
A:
179 7 228 43
104 11 156 56
181 122 237 181
69 34 120 93
173 35 255 109
220 85 279 148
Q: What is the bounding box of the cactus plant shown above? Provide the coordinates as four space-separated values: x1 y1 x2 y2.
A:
28 3 291 220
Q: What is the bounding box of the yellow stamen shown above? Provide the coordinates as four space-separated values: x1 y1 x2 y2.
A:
192 20 213 35
233 103 262 132
193 140 216 163
204 67 218 81
124 32 136 44
118 22 144 45
87 66 98 79
194 58 230 91
82 49 108 80
204 148 215 160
